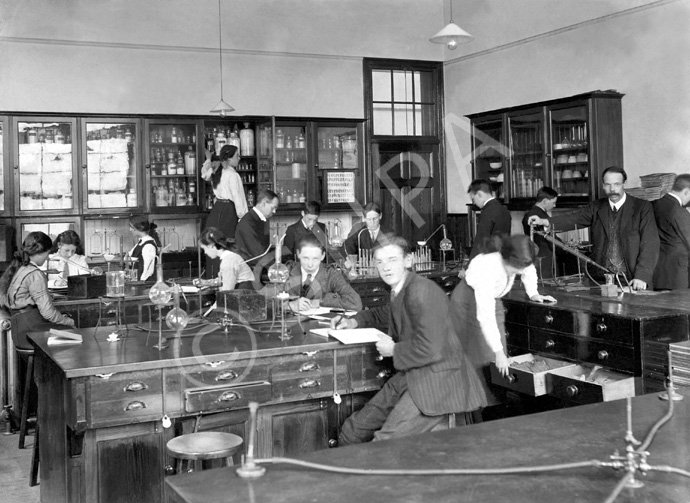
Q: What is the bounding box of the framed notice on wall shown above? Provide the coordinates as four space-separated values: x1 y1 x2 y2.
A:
326 171 356 204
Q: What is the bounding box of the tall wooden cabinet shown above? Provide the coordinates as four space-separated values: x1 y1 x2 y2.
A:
468 90 624 209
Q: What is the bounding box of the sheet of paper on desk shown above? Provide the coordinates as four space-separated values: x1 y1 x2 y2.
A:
47 328 83 345
310 327 385 344
181 285 200 293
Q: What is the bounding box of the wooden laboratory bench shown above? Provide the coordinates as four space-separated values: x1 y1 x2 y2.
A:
30 317 390 503
165 390 690 503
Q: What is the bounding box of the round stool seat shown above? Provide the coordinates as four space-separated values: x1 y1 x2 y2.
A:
166 432 243 461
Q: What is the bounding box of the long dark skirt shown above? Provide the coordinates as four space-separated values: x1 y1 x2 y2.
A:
449 280 507 406
204 199 238 279
11 305 70 350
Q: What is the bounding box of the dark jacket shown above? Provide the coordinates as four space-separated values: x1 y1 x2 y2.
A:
284 219 328 257
284 264 362 311
344 223 390 256
235 209 271 267
354 272 487 415
470 198 511 260
652 193 690 290
549 195 659 285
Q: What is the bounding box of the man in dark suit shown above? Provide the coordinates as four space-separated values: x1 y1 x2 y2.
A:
468 179 511 260
652 174 690 290
344 201 390 257
282 234 362 312
529 166 659 290
283 201 328 258
332 235 487 443
235 188 280 268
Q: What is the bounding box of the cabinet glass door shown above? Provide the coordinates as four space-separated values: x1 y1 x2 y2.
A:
507 109 545 201
472 118 505 201
82 119 140 212
15 118 77 213
274 123 307 207
0 117 6 212
256 118 275 199
146 120 199 212
549 104 590 203
315 122 363 209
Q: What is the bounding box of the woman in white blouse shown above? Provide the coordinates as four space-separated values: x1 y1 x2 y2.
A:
48 230 90 287
450 235 556 404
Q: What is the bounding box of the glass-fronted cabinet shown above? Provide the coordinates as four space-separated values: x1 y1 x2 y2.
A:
274 121 308 208
145 119 200 212
0 116 7 213
13 117 78 215
549 103 590 204
81 118 141 213
507 108 545 201
471 116 505 201
257 118 274 196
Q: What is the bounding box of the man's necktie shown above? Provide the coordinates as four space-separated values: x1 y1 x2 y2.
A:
301 274 312 298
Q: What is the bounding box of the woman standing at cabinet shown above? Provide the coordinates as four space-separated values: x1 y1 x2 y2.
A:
127 216 161 282
450 235 556 408
0 232 75 349
201 144 248 278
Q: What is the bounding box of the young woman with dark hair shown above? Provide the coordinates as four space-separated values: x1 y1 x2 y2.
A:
48 230 90 287
194 227 254 291
450 234 556 406
127 216 161 281
0 231 75 349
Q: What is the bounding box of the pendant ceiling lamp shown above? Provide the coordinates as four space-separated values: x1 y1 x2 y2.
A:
210 0 234 116
429 0 473 50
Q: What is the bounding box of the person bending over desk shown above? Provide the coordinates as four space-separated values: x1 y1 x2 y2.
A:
331 235 486 443
283 234 362 313
195 227 254 291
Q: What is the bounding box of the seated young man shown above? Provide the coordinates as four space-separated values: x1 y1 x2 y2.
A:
331 235 487 443
283 234 362 312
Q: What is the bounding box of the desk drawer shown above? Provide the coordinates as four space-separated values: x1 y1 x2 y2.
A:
584 315 633 345
528 305 575 333
185 382 272 413
89 370 163 426
505 322 528 353
272 351 344 401
576 339 636 374
547 365 635 404
529 329 578 360
179 358 270 389
490 354 575 396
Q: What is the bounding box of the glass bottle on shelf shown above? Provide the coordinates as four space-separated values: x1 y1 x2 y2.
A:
228 130 240 150
215 129 227 155
167 156 177 175
155 185 169 207
296 132 305 149
240 122 255 156
184 146 196 174
175 182 186 206
55 129 65 144
171 127 178 143
276 129 285 149
89 229 103 256
286 135 293 149
27 127 37 143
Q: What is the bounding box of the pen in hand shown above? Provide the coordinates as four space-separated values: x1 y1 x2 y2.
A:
330 315 343 329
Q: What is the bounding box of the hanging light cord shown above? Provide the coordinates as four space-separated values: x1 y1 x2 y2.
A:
217 0 224 98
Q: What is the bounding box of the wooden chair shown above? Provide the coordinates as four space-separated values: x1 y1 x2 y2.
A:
16 347 34 449
166 431 243 474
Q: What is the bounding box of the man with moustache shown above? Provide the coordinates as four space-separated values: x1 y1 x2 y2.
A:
528 166 659 290
652 174 690 290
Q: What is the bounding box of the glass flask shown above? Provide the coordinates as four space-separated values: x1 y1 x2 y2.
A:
149 261 172 305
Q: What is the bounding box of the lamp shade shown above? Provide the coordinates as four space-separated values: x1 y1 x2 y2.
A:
429 21 473 48
210 98 235 117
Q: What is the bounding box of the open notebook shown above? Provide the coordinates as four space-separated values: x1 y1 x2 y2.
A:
310 327 386 344
47 328 83 345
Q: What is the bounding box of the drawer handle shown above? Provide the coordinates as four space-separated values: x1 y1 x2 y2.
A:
124 381 147 392
303 351 318 357
216 370 238 381
544 314 554 324
566 385 579 397
545 339 555 349
298 379 321 388
218 391 241 402
377 370 392 379
205 361 225 368
506 374 518 384
96 373 114 379
371 286 385 293
299 362 320 372
596 323 607 333
597 350 609 361
124 400 147 411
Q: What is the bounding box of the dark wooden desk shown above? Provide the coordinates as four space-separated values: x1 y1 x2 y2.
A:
166 391 690 503
31 318 387 503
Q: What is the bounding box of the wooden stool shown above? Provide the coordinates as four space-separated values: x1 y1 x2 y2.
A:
166 432 243 474
17 347 34 449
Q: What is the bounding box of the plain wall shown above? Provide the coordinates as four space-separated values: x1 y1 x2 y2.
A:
444 0 690 212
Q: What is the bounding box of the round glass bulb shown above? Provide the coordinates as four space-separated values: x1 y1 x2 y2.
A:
91 266 104 276
268 262 290 283
330 235 344 248
165 307 190 330
447 39 458 50
149 281 172 305
440 238 453 251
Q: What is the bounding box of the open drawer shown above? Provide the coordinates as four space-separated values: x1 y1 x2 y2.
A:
547 365 635 404
490 354 575 396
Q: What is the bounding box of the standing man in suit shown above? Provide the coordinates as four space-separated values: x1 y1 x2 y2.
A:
235 189 280 268
468 179 511 260
652 174 690 290
283 201 328 258
528 166 659 290
331 235 487 443
283 234 362 312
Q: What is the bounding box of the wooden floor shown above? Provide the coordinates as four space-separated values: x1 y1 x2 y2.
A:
0 428 40 503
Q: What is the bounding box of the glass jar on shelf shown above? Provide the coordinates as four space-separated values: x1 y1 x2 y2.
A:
240 122 255 156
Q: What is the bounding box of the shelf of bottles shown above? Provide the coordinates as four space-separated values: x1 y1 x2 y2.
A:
317 126 358 170
149 123 198 209
472 119 505 200
0 120 4 210
84 122 138 210
16 120 75 211
550 106 589 199
203 122 257 209
257 121 274 198
275 126 307 205
508 110 544 199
